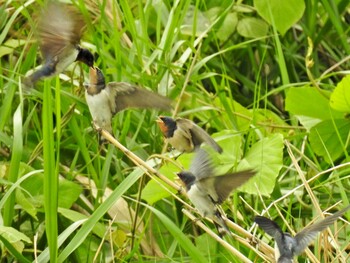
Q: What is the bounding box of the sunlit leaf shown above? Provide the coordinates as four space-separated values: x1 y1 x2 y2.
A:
285 86 343 130
309 119 350 163
237 17 268 38
254 0 305 35
238 133 284 196
330 75 350 113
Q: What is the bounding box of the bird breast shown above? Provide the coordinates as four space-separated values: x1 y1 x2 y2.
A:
53 46 79 74
85 89 113 132
167 127 193 152
187 184 216 218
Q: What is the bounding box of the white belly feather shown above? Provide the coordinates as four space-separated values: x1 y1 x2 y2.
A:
85 89 113 133
187 184 215 218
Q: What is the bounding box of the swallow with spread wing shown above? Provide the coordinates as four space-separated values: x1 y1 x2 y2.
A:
85 67 172 142
255 205 350 263
24 2 94 87
177 148 255 235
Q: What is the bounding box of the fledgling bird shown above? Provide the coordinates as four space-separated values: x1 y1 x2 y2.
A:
177 148 255 235
85 67 172 142
255 205 350 263
24 2 94 87
156 116 223 153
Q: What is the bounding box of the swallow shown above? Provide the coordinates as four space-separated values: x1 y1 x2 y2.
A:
255 205 350 263
84 67 172 142
177 148 255 235
24 2 94 87
156 116 223 154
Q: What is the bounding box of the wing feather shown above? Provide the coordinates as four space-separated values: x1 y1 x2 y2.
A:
107 82 172 114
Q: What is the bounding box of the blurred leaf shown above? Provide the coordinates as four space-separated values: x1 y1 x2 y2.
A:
330 75 350 113
141 162 178 204
0 226 32 256
309 119 350 163
216 12 238 41
19 172 82 209
285 86 343 130
237 17 268 38
0 39 26 58
58 208 105 238
16 189 38 220
181 5 210 36
254 0 305 35
238 133 283 196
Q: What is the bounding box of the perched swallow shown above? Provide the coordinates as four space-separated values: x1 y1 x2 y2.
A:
156 116 223 153
24 2 94 87
177 148 255 235
85 67 172 142
255 205 350 263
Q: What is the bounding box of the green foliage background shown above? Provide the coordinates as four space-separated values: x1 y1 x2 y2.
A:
0 0 349 262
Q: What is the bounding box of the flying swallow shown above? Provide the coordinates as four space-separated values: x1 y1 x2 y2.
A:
177 148 255 235
84 67 172 142
255 205 350 263
156 116 223 153
24 2 94 87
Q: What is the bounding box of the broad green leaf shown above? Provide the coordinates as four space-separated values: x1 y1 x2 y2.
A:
285 86 343 130
181 5 210 36
238 133 284 196
330 75 350 112
237 17 268 38
141 161 178 204
254 0 305 35
216 12 238 41
0 226 31 255
309 119 350 163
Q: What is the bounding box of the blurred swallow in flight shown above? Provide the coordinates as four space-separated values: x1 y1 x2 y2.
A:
156 116 223 154
254 205 350 263
85 67 172 142
24 2 94 87
177 148 255 235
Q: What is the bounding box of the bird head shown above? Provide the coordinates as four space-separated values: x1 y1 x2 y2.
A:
76 48 94 67
156 116 176 138
176 171 196 188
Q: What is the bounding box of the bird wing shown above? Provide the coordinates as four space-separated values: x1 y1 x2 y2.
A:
38 2 84 60
254 216 285 252
107 82 172 115
293 205 350 255
189 148 214 180
212 170 256 203
177 118 222 153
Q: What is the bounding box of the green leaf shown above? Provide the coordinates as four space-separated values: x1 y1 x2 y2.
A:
285 86 343 130
309 119 350 163
141 162 178 204
330 75 350 113
237 17 268 38
0 226 31 257
254 0 305 35
238 133 284 196
216 12 238 41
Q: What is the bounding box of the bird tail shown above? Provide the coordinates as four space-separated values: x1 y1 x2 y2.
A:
214 209 231 237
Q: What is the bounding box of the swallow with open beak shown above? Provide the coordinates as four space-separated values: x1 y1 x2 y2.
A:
177 148 255 235
156 116 223 153
24 2 94 87
255 205 350 263
85 67 172 142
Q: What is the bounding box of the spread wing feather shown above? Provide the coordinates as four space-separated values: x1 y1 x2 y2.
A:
107 82 172 115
